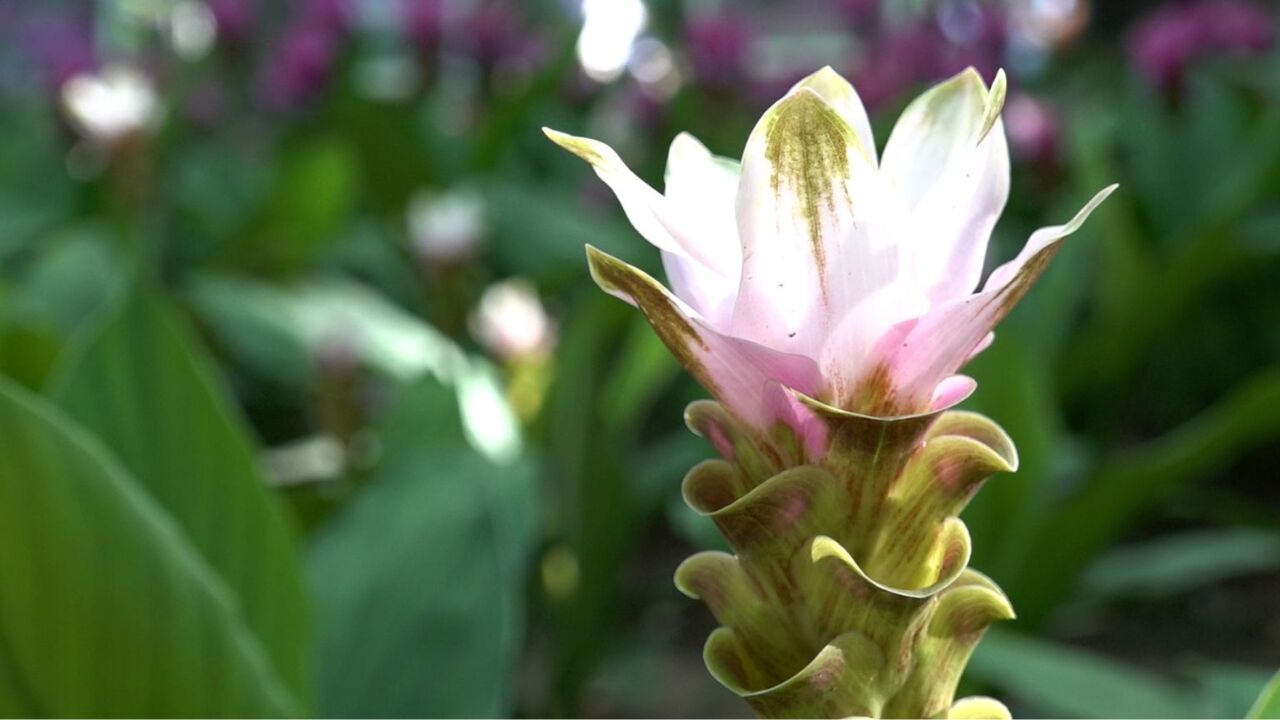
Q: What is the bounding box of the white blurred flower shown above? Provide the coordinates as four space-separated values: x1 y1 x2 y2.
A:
470 279 555 361
60 65 162 144
407 188 485 263
577 0 647 82
168 0 217 60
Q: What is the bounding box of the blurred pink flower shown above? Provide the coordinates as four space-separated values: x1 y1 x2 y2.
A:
262 22 337 110
1129 0 1275 89
303 0 353 36
25 10 97 91
548 67 1114 444
401 0 445 52
1005 93 1060 166
208 0 253 46
684 15 752 90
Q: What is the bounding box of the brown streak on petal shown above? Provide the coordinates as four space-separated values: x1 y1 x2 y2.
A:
587 247 720 398
763 91 856 297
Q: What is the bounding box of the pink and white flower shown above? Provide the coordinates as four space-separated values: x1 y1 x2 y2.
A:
545 66 1114 440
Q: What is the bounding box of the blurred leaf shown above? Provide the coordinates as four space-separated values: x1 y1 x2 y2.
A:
486 179 644 287
540 289 635 712
234 139 358 274
1017 368 1280 624
600 314 681 434
967 629 1194 718
0 321 62 391
1189 663 1279 719
961 333 1069 589
5 228 124 334
47 287 312 702
1078 528 1280 601
1250 670 1280 718
0 377 300 716
308 375 533 717
186 273 315 391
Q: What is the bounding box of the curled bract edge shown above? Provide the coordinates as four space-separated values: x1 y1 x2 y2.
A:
677 400 1017 718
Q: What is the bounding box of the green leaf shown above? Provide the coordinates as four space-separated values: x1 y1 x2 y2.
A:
0 377 300 716
47 288 311 703
308 375 533 717
1017 369 1280 625
1079 528 1280 601
967 629 1194 719
1251 671 1280 719
234 139 358 274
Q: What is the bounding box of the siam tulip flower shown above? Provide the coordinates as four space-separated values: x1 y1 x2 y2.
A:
546 66 1114 717
546 66 1113 454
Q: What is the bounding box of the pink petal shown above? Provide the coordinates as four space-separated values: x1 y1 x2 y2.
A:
882 68 1010 305
587 245 824 433
876 184 1118 410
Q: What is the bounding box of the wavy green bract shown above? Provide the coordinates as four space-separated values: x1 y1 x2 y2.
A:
677 401 1017 718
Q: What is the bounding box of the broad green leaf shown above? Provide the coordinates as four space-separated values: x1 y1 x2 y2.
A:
0 377 299 716
309 375 533 717
1251 671 1280 719
967 629 1194 719
48 288 311 702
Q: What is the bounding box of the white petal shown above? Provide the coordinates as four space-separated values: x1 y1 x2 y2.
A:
873 184 1117 410
789 66 878 165
662 133 742 327
731 86 902 360
882 68 1011 304
587 245 823 432
543 128 734 299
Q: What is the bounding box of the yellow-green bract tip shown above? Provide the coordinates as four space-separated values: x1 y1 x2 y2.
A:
976 68 1007 145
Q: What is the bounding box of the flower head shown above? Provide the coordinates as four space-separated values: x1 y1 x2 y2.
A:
546 67 1113 449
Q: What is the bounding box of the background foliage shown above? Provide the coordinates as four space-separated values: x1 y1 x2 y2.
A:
0 0 1278 717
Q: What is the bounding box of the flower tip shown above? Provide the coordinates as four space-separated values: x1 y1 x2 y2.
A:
976 69 1008 145
542 127 605 167
583 244 621 294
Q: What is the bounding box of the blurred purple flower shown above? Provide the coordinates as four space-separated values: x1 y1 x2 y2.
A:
850 2 1007 110
303 0 353 36
208 0 253 46
1198 0 1274 51
25 11 97 91
934 0 1007 79
836 0 879 28
262 23 337 110
401 0 445 51
684 15 752 89
852 22 937 109
462 4 521 67
1129 0 1275 89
